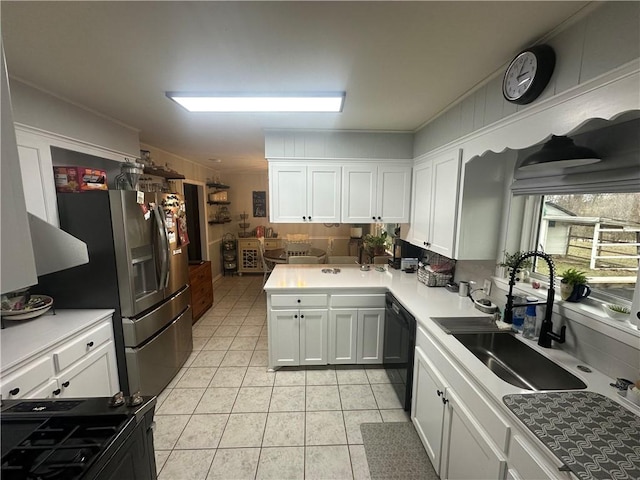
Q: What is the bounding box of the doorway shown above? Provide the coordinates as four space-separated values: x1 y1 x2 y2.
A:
183 182 207 262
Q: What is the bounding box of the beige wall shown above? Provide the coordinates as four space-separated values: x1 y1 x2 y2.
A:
136 149 361 278
223 171 356 256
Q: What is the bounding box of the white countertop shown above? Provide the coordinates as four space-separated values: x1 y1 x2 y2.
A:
265 265 640 415
1 309 115 372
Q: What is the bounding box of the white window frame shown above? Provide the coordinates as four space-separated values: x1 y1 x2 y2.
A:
524 194 637 307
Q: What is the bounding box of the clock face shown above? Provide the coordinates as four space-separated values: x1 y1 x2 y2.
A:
503 51 539 101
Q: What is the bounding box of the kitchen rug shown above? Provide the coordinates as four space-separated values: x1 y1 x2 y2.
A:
360 422 438 480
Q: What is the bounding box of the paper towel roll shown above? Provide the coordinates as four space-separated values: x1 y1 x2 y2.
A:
350 227 362 238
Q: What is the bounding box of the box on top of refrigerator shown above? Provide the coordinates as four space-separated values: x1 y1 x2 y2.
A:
54 166 108 192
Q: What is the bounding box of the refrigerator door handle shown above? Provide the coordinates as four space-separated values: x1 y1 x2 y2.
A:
153 204 170 289
158 204 171 289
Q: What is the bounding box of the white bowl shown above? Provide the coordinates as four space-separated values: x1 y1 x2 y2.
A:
602 304 631 322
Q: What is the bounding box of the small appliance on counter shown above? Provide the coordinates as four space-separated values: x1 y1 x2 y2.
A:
0 394 157 479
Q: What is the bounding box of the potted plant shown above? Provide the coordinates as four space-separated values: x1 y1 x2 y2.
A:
559 268 591 302
363 232 388 256
498 250 533 282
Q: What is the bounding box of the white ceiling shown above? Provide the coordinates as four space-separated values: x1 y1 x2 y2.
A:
2 1 589 173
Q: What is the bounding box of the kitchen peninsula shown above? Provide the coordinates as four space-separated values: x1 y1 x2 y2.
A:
264 265 640 479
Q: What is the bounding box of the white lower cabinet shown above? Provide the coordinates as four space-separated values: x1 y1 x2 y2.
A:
1 316 120 399
269 292 385 368
329 307 385 364
1 356 54 400
329 309 358 363
55 342 119 398
413 344 506 479
270 308 328 366
356 308 384 363
441 388 507 480
413 324 575 480
412 345 447 473
328 294 385 365
507 435 570 480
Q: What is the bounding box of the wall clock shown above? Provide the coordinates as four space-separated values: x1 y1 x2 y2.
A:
502 45 555 105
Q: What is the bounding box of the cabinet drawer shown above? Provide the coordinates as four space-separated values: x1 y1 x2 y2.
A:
331 294 385 308
264 239 280 249
1 356 53 399
271 294 328 308
240 239 260 248
53 321 112 372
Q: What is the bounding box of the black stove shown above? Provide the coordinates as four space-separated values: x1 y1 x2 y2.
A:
1 396 157 480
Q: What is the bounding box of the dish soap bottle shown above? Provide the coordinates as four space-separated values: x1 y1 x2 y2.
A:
522 297 538 339
512 296 526 332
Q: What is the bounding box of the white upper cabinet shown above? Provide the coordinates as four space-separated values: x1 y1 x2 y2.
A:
408 149 461 258
16 128 60 226
342 163 411 223
269 163 341 223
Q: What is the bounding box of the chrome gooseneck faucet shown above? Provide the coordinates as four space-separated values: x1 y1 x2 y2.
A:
503 250 566 348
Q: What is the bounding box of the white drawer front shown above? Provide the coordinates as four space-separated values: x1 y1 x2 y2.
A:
54 321 112 372
331 294 385 308
240 239 260 248
1 356 53 399
271 294 328 308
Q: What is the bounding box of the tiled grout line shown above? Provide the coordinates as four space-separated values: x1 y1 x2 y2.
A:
158 275 404 479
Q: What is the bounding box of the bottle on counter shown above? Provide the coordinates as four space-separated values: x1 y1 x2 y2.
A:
522 297 538 339
512 296 526 332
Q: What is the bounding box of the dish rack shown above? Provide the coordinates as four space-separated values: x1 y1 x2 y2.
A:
418 265 452 287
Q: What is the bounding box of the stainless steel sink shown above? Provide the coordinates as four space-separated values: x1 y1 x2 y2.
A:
452 332 587 391
431 316 504 334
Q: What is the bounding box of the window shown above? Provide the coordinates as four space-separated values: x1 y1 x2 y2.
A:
531 193 639 303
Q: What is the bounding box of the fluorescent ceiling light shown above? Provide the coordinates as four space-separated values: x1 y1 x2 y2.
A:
166 93 345 112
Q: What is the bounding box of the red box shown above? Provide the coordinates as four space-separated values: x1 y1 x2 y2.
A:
54 166 108 192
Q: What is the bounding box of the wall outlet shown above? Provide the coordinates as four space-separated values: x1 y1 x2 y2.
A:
483 279 492 296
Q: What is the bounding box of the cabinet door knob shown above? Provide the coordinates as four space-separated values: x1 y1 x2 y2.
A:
308 216 312 221
372 217 376 220
9 387 19 396
302 216 306 221
297 299 301 303
436 389 443 397
62 381 70 388
294 315 298 319
442 397 449 405
52 389 61 396
300 314 304 319
87 341 94 348
377 216 382 221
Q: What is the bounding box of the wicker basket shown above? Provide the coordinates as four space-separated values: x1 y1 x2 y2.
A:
418 266 451 287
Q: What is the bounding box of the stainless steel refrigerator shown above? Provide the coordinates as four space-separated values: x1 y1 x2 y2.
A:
37 190 193 396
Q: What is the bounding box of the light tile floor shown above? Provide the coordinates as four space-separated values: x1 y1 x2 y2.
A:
154 274 409 480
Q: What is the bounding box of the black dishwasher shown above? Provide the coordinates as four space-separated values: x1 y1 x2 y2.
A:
383 292 416 411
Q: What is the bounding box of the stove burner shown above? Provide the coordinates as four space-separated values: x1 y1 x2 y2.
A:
1 415 128 480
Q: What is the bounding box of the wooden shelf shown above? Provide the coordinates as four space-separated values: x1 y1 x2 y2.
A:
207 201 231 205
143 166 185 179
206 182 230 189
208 219 232 224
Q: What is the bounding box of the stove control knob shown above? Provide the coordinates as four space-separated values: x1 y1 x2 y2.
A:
109 391 126 407
127 391 144 407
